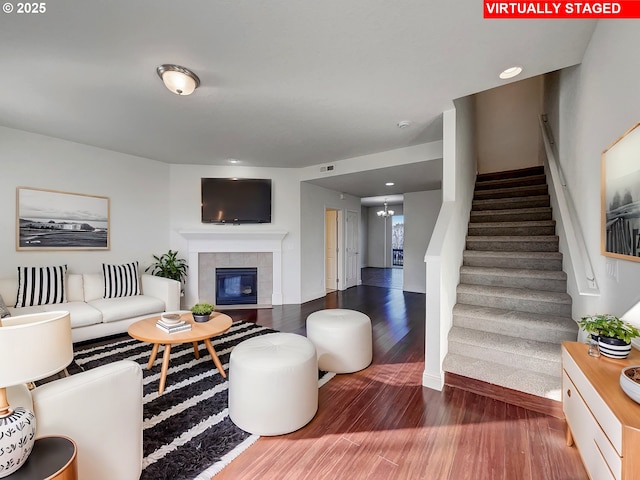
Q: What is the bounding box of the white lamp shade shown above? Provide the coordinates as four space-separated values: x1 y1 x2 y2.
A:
0 311 73 387
161 70 197 95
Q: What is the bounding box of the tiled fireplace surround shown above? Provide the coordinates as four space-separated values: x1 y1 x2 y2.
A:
179 230 287 309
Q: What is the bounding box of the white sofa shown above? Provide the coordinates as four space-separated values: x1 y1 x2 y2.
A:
0 273 180 342
7 360 143 480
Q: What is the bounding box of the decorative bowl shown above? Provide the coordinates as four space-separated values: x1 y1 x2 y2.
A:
161 312 183 325
620 366 640 404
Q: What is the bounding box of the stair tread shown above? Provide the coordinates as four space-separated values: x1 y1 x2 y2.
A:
460 266 566 280
475 174 547 190
457 284 572 304
463 250 562 259
467 235 558 241
473 195 550 205
471 206 552 216
469 221 555 228
453 304 576 331
449 326 562 359
443 353 562 400
476 166 544 182
474 185 548 198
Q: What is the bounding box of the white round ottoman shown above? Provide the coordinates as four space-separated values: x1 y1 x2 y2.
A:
228 332 318 436
306 309 372 373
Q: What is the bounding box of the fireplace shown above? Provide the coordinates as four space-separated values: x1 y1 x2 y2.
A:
216 267 258 306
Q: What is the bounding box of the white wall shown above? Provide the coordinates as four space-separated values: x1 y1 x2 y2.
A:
0 126 170 280
424 96 477 390
404 190 442 293
550 22 640 320
168 164 303 305
299 182 361 302
475 76 543 174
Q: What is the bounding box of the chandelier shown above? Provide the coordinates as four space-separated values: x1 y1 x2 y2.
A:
377 201 394 217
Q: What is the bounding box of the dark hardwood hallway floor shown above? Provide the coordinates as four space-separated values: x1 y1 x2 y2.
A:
218 286 587 480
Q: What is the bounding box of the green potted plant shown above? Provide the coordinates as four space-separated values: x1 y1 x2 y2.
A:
145 250 188 284
191 302 215 323
578 314 640 359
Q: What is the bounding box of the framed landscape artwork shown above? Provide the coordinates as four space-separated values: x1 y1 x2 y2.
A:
16 187 110 251
601 122 640 262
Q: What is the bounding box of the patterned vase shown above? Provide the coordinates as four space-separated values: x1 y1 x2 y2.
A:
598 336 632 359
0 407 36 478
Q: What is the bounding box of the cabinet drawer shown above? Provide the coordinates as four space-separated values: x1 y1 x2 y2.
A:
563 370 621 480
562 348 622 454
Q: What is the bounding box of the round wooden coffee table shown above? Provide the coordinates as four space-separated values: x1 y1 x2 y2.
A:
128 311 233 395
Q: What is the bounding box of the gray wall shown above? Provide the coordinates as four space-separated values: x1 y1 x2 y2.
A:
0 126 170 278
547 22 640 320
404 190 442 293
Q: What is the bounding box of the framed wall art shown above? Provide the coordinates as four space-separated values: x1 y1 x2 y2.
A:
601 122 640 262
16 187 110 251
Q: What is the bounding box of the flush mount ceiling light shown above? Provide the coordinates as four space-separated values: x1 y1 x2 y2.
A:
377 201 394 217
156 64 200 95
499 66 522 79
397 120 411 129
385 182 395 186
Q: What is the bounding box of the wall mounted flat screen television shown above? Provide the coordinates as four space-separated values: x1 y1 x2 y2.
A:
201 178 272 224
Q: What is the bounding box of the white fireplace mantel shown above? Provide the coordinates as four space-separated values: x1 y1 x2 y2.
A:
178 229 288 307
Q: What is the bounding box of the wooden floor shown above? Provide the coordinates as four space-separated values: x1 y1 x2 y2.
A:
360 267 404 290
219 285 587 480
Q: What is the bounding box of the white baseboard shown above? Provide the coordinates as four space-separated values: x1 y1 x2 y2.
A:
422 370 444 391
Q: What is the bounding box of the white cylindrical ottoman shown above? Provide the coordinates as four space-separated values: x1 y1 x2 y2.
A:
228 332 318 436
306 309 372 373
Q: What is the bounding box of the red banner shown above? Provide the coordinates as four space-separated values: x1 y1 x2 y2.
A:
484 1 640 18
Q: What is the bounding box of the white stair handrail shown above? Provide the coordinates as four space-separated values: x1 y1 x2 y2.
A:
539 115 599 296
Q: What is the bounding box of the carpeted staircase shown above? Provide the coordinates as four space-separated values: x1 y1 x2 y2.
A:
443 165 578 403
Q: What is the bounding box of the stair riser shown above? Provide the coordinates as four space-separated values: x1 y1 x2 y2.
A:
457 292 572 316
471 210 552 222
473 196 550 210
452 314 577 343
468 225 556 236
463 254 562 271
466 239 559 252
475 174 547 191
448 339 561 377
459 274 567 292
474 185 548 200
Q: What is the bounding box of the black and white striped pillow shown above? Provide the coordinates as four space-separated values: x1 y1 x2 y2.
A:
16 265 67 307
103 262 140 298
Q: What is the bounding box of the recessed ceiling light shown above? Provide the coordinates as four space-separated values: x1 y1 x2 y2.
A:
397 120 411 129
499 66 522 79
385 182 395 186
228 159 240 164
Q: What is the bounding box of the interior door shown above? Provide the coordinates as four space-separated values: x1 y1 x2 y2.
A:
345 210 359 288
325 209 338 291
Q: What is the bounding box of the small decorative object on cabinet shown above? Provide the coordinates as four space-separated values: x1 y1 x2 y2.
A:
190 302 215 323
562 341 640 480
577 314 640 359
620 366 640 404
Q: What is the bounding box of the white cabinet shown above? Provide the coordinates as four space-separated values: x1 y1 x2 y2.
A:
562 342 640 480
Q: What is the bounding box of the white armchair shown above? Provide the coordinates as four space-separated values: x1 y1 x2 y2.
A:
8 360 143 480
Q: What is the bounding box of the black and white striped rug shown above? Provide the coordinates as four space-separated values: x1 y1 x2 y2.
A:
72 321 335 480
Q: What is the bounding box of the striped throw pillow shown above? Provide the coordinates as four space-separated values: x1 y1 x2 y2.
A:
16 265 67 307
103 262 140 298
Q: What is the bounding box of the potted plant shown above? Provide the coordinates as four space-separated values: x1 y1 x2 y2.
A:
191 302 215 323
145 250 188 284
578 314 640 359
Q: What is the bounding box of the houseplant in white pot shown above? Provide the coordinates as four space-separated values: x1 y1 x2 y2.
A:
578 314 640 359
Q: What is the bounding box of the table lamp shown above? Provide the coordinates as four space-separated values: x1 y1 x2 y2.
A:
0 311 73 478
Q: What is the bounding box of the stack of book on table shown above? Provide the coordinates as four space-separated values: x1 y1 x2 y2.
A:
156 313 192 334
